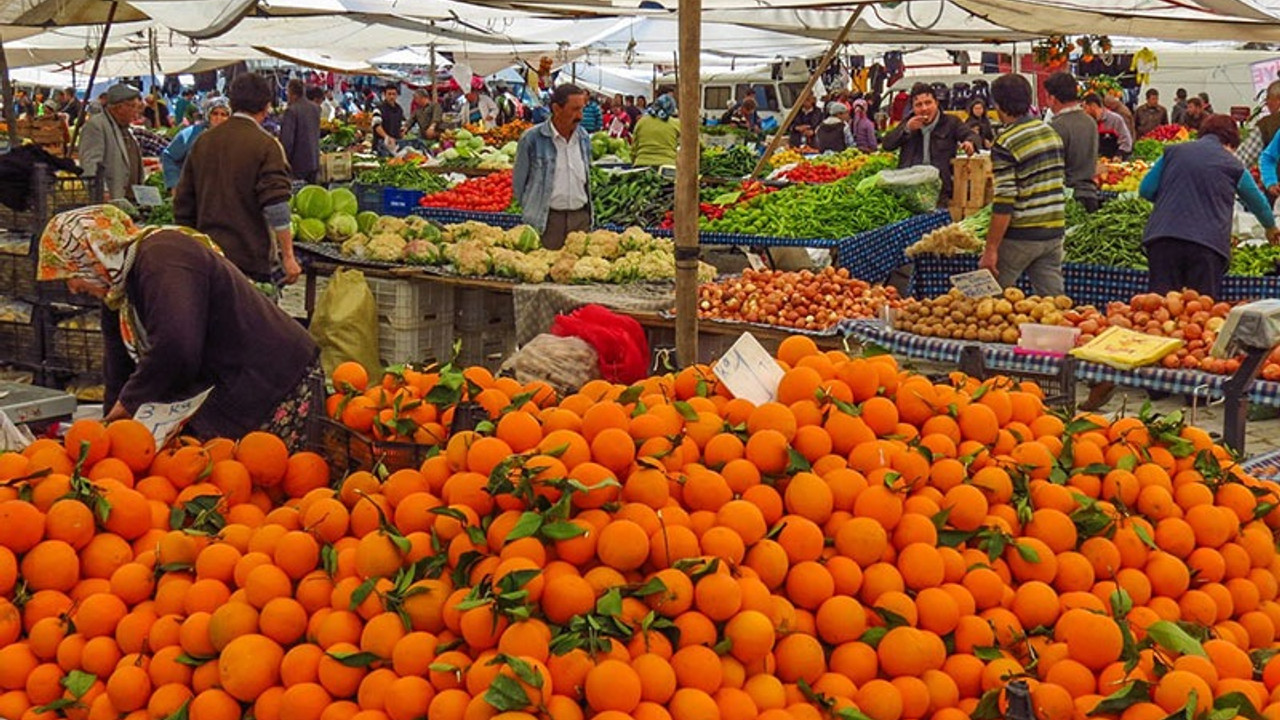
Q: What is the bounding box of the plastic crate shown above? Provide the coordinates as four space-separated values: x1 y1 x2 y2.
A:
45 308 104 375
455 288 515 368
958 345 1077 411
0 234 37 300
353 183 385 214
37 281 100 308
381 319 455 367
383 188 424 217
313 417 436 474
0 298 40 365
366 275 455 329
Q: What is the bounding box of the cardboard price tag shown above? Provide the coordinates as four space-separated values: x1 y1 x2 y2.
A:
133 388 213 448
950 269 1004 298
713 333 785 406
131 185 164 207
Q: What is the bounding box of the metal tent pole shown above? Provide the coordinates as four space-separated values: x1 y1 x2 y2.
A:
74 0 120 146
750 6 864 179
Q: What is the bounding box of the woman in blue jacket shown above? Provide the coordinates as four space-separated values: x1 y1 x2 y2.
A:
161 98 230 190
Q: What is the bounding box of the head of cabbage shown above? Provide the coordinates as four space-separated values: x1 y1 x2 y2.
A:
297 218 327 243
326 213 359 242
330 188 359 217
294 186 333 221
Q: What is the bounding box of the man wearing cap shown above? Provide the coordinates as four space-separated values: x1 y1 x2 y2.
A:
458 85 499 128
78 83 143 202
175 73 299 287
815 102 855 153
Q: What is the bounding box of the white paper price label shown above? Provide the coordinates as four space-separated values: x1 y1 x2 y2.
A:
131 185 164 207
713 333 785 406
950 269 1004 298
133 388 213 448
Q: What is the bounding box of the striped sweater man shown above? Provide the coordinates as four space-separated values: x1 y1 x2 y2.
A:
991 116 1066 242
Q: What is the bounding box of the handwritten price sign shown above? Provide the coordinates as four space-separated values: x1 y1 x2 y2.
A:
134 388 213 448
713 333 785 405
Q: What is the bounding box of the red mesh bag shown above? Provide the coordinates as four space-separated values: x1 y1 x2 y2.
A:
551 304 650 384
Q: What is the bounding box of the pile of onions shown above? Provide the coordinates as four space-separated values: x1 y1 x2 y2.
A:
697 267 901 330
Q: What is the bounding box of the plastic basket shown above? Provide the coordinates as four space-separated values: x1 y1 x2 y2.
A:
37 281 100 308
381 319 455 367
383 188 425 217
45 307 104 375
958 345 1077 411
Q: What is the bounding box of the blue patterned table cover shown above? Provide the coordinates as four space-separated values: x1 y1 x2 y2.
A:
413 207 525 228
911 254 1280 306
841 319 1280 408
1243 449 1280 475
835 210 952 284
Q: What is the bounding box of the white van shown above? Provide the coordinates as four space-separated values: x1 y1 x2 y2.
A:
654 65 826 124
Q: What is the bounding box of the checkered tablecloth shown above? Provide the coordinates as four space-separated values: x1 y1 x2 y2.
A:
836 211 952 284
413 207 525 228
841 320 1280 407
646 226 841 249
912 255 1280 306
1243 449 1280 476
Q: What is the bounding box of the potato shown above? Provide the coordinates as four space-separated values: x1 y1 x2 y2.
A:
976 299 995 320
1001 327 1020 343
1054 295 1073 310
995 299 1014 315
1014 299 1034 314
1004 287 1025 302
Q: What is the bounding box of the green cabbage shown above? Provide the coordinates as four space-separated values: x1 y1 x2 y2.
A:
294 186 332 221
357 211 379 234
326 213 359 242
298 218 326 243
330 188 358 217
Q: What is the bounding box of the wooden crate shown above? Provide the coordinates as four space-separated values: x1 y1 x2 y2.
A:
16 117 69 146
318 151 353 184
949 155 993 221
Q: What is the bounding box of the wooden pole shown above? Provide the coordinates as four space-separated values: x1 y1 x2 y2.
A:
749 5 865 178
674 0 701 367
0 33 16 149
73 0 120 146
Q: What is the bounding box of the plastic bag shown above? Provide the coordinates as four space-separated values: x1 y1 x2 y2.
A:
857 166 942 214
551 304 650 384
500 334 600 395
310 269 381 380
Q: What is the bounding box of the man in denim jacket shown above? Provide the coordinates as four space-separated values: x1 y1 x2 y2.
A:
513 84 593 250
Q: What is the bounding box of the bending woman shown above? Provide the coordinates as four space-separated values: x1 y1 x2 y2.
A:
37 205 320 447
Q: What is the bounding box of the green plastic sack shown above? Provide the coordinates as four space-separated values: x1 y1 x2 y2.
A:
310 268 381 381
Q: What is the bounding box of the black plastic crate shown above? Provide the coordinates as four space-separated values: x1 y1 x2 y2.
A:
0 299 40 365
312 417 435 475
0 234 37 300
45 307 104 375
958 345 1077 411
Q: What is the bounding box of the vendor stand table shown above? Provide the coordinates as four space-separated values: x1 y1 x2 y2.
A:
621 311 852 366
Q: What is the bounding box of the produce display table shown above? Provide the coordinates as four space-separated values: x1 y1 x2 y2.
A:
842 320 1280 408
911 255 1280 306
836 210 952 284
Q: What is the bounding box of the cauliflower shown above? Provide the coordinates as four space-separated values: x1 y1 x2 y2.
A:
516 256 552 283
584 230 621 259
372 216 407 235
562 231 590 257
403 215 442 241
454 240 492 276
570 257 613 283
610 251 675 282
549 253 578 283
490 248 523 278
618 226 667 254
439 242 458 264
446 221 504 246
366 233 407 262
403 240 441 265
340 232 369 258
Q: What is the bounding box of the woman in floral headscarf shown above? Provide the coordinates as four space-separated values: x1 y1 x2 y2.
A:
37 205 319 446
630 93 679 167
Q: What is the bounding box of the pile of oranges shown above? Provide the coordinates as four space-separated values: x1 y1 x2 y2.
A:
4 335 1280 720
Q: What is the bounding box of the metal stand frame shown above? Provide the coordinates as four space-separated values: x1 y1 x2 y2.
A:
1221 346 1269 455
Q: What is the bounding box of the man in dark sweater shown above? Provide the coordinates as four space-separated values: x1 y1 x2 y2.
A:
279 79 321 183
881 82 977 202
175 72 299 285
372 84 405 155
1044 72 1099 212
1135 89 1168 139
